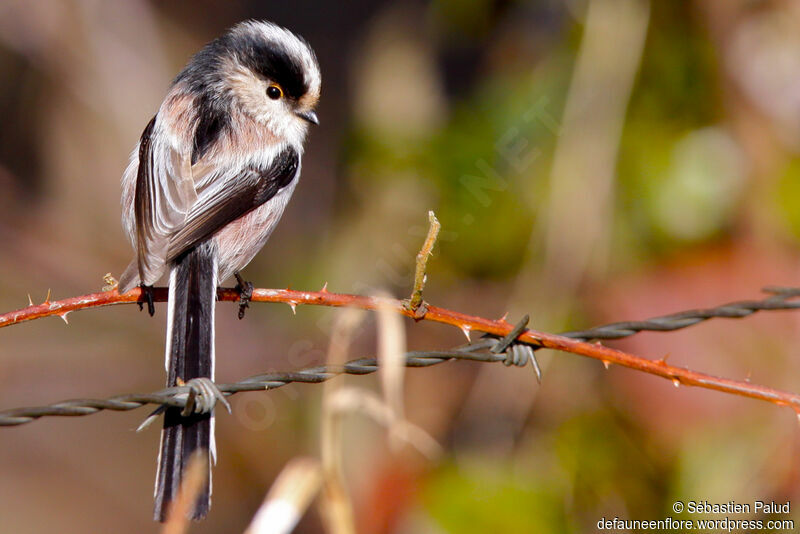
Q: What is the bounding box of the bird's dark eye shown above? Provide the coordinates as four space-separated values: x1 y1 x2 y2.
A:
267 84 283 100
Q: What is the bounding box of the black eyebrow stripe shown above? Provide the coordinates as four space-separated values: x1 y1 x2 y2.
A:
235 38 308 99
174 31 310 100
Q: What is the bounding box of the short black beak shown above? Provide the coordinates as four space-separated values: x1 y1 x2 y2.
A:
296 110 319 125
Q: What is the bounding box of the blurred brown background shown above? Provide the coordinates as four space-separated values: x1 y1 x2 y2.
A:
2 0 800 532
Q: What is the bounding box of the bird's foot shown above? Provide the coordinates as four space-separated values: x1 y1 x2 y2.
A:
137 284 156 317
234 272 254 320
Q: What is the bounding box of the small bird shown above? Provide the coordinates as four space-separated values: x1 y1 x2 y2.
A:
118 20 320 521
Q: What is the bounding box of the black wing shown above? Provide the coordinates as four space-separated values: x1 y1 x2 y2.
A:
166 147 299 262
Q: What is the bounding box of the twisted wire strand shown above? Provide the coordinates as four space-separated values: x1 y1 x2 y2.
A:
2 288 800 427
558 286 800 341
0 341 500 426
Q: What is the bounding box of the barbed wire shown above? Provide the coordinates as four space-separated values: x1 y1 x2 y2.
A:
2 287 800 427
0 341 501 426
559 286 800 341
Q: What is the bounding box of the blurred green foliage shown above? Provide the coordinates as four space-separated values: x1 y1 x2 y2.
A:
775 159 800 242
341 0 800 531
421 410 672 533
346 0 766 277
422 459 570 533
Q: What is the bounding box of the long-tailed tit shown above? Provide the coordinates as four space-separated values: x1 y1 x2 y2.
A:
118 20 320 521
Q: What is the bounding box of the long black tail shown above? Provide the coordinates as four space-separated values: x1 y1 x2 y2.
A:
154 242 216 521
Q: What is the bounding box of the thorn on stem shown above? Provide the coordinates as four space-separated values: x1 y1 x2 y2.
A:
460 324 472 341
